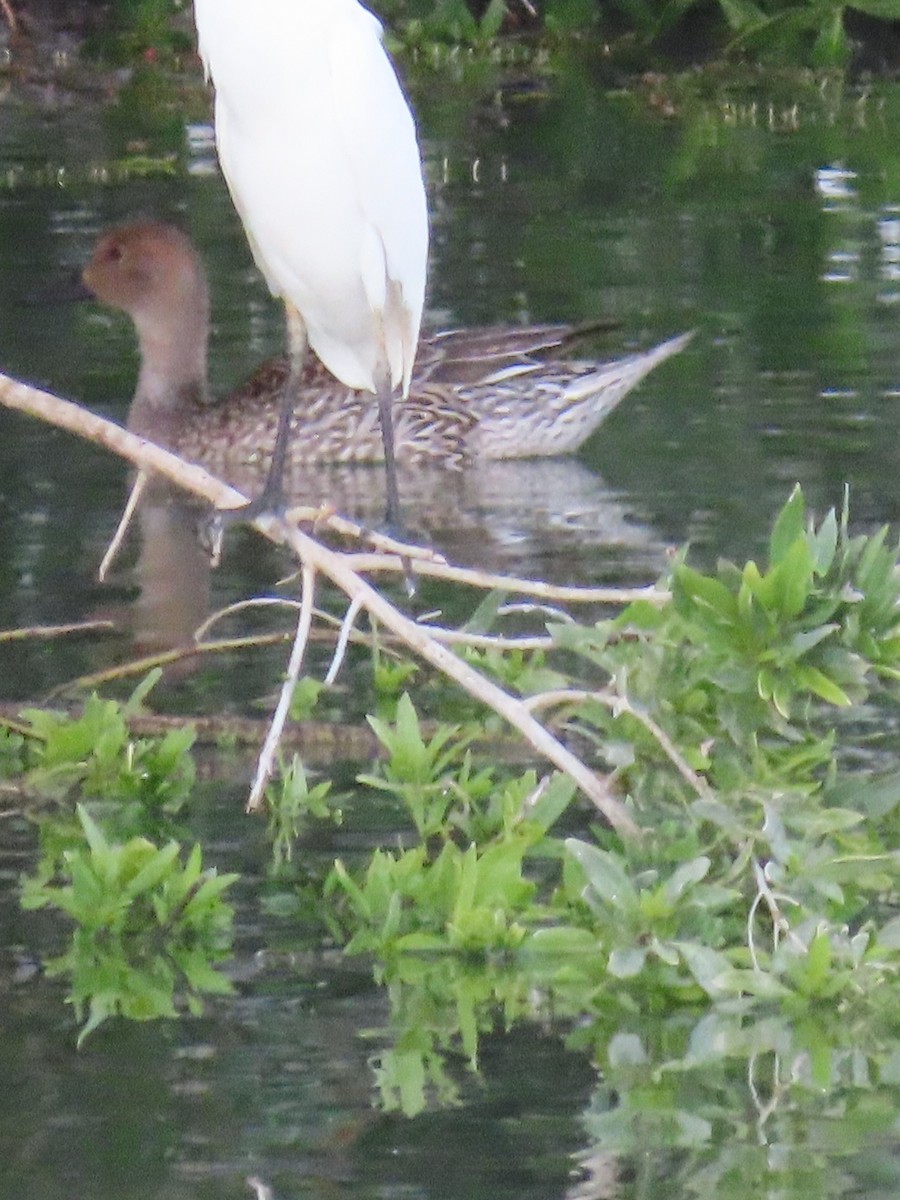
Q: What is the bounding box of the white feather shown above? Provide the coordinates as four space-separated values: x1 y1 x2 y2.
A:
193 0 428 396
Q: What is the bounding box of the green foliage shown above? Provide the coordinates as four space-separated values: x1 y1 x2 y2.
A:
325 488 900 1104
461 642 567 695
8 677 239 1043
13 676 196 886
702 0 900 67
86 0 193 62
266 756 341 875
362 693 476 836
330 695 576 958
19 673 195 815
371 956 554 1114
380 0 900 69
556 486 900 796
21 806 237 1044
288 675 325 721
396 0 512 50
0 726 26 777
13 488 900 1116
74 0 900 74
372 650 419 701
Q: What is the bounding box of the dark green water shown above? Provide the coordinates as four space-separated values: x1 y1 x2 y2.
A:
3 40 900 1200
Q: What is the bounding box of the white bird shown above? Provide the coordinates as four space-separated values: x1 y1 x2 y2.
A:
193 0 429 529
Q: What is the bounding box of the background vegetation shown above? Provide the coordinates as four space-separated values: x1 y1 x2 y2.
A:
13 0 893 70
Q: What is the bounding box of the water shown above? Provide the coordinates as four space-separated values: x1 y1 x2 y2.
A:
3 41 900 1200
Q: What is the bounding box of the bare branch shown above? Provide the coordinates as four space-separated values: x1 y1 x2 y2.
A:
193 596 303 642
99 470 149 580
1 0 18 36
526 685 710 800
325 594 366 684
247 564 316 812
346 552 670 606
0 370 641 837
0 620 115 643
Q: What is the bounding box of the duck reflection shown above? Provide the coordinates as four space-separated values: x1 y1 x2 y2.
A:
126 457 665 660
130 485 211 663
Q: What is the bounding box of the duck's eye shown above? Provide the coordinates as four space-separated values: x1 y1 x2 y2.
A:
103 242 124 264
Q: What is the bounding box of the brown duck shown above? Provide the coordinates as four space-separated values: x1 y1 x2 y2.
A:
82 221 693 474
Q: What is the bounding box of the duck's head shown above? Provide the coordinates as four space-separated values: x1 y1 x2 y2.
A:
83 221 209 341
84 221 211 421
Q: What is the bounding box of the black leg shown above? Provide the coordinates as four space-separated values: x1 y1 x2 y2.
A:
374 366 417 596
252 380 296 514
217 307 306 531
375 373 404 535
216 376 296 529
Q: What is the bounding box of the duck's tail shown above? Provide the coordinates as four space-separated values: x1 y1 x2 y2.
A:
469 330 695 460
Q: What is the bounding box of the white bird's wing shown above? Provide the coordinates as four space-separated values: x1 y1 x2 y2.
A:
194 0 428 396
326 4 429 395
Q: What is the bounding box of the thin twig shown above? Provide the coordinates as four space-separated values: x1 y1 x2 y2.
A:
1 0 18 35
496 601 576 624
247 564 316 812
345 552 670 606
325 594 366 684
193 596 303 641
285 506 445 564
419 628 553 651
279 525 638 834
749 859 805 970
525 686 710 799
747 1051 788 1138
43 632 291 699
524 689 601 712
0 714 43 739
0 620 115 643
98 469 149 580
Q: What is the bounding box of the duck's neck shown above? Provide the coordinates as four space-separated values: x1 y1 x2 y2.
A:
128 310 210 443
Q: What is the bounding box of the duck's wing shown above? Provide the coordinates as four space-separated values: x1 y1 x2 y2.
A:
415 318 621 385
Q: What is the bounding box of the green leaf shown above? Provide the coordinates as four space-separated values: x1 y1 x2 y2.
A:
608 946 647 978
801 930 833 994
810 508 838 575
477 0 507 39
76 804 109 858
525 773 576 833
124 840 181 899
785 624 838 661
768 537 814 619
122 669 163 717
717 0 767 32
674 565 739 622
812 5 850 67
565 839 638 914
675 942 734 997
663 856 710 904
769 485 806 566
289 676 325 720
876 915 900 950
711 969 792 999
521 926 600 959
826 770 900 818
794 665 851 707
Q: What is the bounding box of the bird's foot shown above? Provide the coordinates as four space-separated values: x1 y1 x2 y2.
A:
201 480 290 563
380 510 420 600
222 477 290 525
